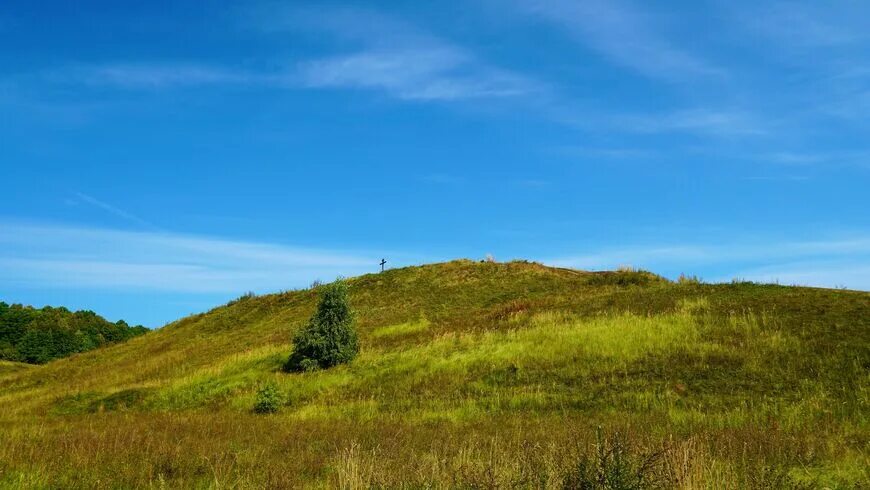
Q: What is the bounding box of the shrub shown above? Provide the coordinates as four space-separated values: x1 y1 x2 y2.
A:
588 270 663 287
253 381 282 414
563 428 665 489
677 273 702 285
284 280 359 372
226 291 256 306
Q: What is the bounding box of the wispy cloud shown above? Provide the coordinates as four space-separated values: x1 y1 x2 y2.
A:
613 109 768 137
722 260 870 289
758 150 870 168
733 1 869 49
48 52 534 102
258 5 540 101
72 192 161 231
547 105 770 139
300 49 533 101
724 1 870 127
545 236 870 290
0 221 400 294
63 63 254 89
514 0 719 81
44 6 537 102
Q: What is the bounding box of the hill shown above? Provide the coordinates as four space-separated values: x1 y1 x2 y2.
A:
0 360 31 376
0 302 147 364
0 260 867 488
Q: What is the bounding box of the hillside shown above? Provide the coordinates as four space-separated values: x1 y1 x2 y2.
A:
0 360 31 376
0 260 867 488
0 302 147 364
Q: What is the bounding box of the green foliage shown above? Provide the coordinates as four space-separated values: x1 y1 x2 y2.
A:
0 260 867 487
253 381 282 414
586 269 666 287
677 273 703 285
0 301 147 364
284 280 359 372
226 291 257 307
564 428 664 490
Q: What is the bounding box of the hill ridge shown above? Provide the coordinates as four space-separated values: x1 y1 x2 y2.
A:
1 259 867 487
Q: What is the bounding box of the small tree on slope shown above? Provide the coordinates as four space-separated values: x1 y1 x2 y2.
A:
284 280 358 372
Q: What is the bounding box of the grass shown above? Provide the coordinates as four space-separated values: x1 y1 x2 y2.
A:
0 360 32 376
371 317 430 339
0 260 867 488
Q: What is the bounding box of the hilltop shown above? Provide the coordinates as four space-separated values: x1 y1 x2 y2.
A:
0 260 867 488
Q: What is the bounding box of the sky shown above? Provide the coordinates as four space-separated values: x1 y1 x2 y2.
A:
1 0 868 327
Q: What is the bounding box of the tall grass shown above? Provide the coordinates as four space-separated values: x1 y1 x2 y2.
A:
0 260 867 488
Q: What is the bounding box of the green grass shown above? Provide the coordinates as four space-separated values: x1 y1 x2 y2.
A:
371 316 431 339
0 260 867 488
0 360 31 376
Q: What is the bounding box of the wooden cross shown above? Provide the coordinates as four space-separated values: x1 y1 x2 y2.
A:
379 258 386 272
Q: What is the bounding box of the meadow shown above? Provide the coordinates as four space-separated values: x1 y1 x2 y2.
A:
0 260 867 488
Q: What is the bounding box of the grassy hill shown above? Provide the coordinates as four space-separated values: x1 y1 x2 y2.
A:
0 260 867 488
0 360 31 376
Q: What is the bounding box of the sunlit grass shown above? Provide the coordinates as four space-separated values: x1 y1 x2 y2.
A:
0 260 867 488
370 317 430 339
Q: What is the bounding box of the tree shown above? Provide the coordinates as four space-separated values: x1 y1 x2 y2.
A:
0 304 34 348
0 301 147 364
284 280 358 372
18 329 52 364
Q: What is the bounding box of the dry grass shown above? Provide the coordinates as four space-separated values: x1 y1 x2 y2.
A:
0 260 867 488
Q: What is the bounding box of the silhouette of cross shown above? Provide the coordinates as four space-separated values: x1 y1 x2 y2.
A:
380 258 386 272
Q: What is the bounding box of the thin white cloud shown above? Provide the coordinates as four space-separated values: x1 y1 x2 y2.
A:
548 106 770 139
72 192 161 230
59 63 256 89
613 109 768 137
515 0 719 81
260 5 540 101
0 222 394 294
722 260 870 290
51 54 534 102
723 1 870 128
733 1 869 49
548 237 870 268
300 49 533 100
548 246 710 270
759 150 870 168
85 64 251 88
545 237 870 290
51 6 538 102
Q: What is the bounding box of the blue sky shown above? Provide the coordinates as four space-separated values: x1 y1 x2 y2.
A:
1 0 868 327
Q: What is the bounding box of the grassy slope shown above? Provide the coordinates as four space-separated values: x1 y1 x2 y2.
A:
0 260 867 488
0 361 31 376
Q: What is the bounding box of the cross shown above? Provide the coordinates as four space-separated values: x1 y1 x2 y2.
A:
379 258 386 272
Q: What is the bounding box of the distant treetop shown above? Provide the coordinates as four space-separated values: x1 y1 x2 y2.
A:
0 301 147 364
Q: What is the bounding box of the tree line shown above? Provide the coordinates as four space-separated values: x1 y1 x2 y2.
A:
0 302 147 364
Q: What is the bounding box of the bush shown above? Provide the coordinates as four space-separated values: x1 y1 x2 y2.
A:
563 428 664 489
253 381 282 414
284 280 359 372
587 270 663 288
677 273 703 285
